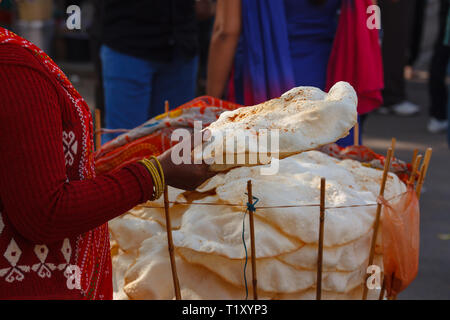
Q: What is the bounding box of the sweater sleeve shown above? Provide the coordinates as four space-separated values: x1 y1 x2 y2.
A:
0 63 155 244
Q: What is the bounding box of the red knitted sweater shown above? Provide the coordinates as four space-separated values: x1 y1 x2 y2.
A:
0 43 154 299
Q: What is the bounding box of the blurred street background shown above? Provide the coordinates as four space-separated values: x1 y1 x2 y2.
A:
0 0 449 299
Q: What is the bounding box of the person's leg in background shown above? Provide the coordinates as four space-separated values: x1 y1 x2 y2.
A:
89 0 105 125
407 0 426 69
196 18 214 96
195 0 216 96
428 0 449 134
149 54 199 117
100 45 154 142
379 0 419 116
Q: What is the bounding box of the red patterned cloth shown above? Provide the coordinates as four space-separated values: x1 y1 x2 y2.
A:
320 144 411 183
326 0 384 115
0 28 154 299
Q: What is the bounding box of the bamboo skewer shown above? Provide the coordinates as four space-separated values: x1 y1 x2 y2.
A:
416 148 432 199
165 100 170 114
316 178 326 300
95 108 101 151
408 155 423 186
247 180 258 300
390 137 396 153
377 142 396 299
163 185 181 300
362 147 394 300
353 122 360 146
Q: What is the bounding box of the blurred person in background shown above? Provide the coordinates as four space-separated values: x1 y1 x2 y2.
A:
406 0 427 77
206 0 383 147
99 0 199 142
378 0 420 116
428 0 449 133
195 0 216 96
88 0 105 124
0 0 12 28
12 0 55 55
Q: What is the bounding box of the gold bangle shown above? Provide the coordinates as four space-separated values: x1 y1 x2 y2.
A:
145 159 163 199
140 157 166 199
149 160 164 198
139 158 163 200
150 156 165 188
143 158 163 198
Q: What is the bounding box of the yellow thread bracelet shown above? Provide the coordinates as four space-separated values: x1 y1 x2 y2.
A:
150 156 165 188
146 159 163 198
139 158 164 199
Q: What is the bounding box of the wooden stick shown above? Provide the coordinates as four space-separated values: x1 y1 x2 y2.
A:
416 148 433 199
247 180 258 300
408 155 423 186
165 100 170 114
163 185 181 300
316 178 326 300
362 147 393 300
95 108 101 151
390 137 396 154
378 276 386 300
353 122 360 146
389 272 398 300
388 138 397 159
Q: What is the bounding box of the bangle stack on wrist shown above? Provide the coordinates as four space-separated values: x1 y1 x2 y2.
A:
139 156 165 200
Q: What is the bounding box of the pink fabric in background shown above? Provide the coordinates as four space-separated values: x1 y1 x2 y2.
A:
326 0 384 115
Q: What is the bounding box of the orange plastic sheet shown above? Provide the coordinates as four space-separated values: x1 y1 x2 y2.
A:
380 186 420 298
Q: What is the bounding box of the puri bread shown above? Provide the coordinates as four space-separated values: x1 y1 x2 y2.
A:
123 234 247 300
111 150 405 300
173 195 302 259
176 246 382 293
109 215 164 252
112 249 136 300
191 152 405 247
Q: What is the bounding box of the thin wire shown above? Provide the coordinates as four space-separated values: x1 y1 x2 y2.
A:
139 196 407 210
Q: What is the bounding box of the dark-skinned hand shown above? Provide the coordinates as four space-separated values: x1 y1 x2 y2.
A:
155 130 216 191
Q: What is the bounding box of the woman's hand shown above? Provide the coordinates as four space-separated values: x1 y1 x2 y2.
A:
156 130 216 191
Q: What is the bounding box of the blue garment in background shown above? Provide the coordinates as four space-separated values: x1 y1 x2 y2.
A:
284 0 341 89
286 0 361 146
232 0 341 104
285 0 363 146
100 45 198 142
233 0 359 145
232 0 296 105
